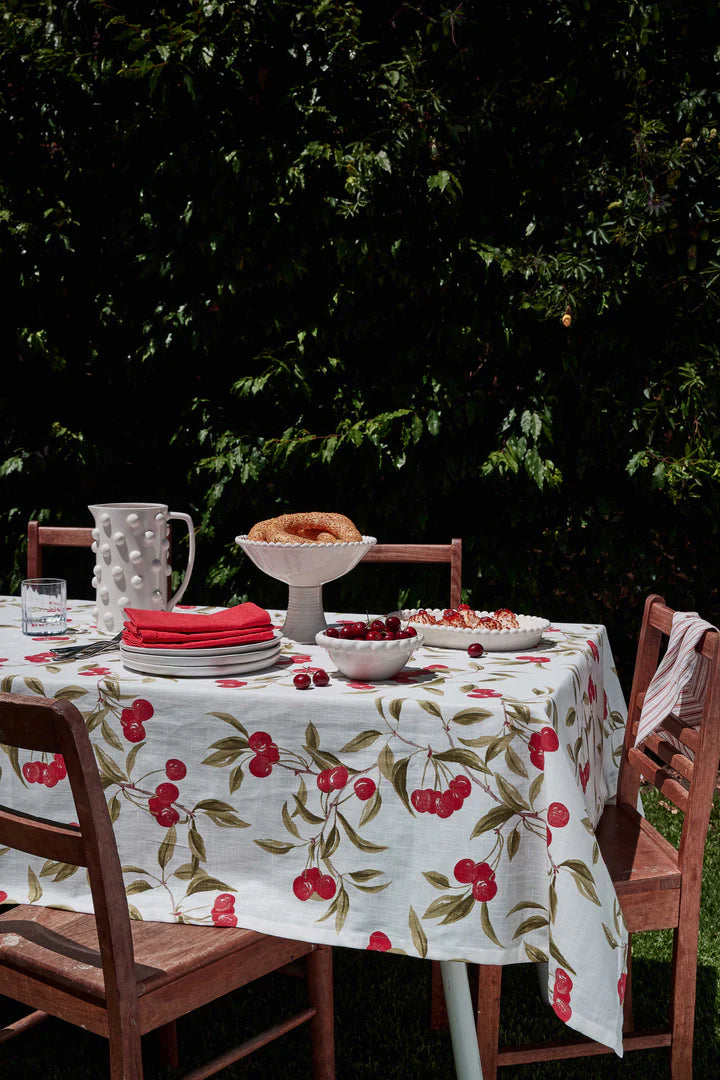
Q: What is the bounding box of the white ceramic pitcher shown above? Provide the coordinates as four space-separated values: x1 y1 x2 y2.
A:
89 503 195 634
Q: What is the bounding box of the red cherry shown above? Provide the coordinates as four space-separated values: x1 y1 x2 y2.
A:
293 672 312 689
450 775 471 799
468 642 484 658
554 968 573 994
404 625 417 637
329 766 348 790
539 726 559 752
155 782 179 805
312 669 330 687
131 698 153 722
212 893 236 912
340 626 357 639
350 622 366 635
472 877 498 901
384 616 401 633
293 874 316 901
354 777 376 801
155 805 179 828
325 627 340 638
552 997 572 1022
410 788 433 813
213 911 238 927
315 875 337 900
248 731 273 753
249 756 273 778
365 631 384 640
123 722 146 743
547 802 570 828
317 769 334 792
165 758 187 780
454 859 480 884
367 931 392 951
369 619 386 633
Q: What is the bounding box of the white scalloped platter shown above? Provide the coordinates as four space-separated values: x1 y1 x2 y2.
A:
393 610 551 651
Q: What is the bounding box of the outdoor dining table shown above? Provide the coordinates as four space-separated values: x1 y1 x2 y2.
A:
0 596 630 1077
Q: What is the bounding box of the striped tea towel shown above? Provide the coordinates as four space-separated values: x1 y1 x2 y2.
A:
634 611 716 746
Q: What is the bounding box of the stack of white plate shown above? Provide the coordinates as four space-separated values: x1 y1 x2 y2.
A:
120 630 283 678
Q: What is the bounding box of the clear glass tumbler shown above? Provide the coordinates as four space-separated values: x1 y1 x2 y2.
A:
21 578 67 636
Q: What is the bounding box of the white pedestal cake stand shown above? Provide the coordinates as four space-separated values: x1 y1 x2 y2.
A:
235 535 377 644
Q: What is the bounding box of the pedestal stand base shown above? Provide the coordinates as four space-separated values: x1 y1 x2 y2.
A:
282 586 328 643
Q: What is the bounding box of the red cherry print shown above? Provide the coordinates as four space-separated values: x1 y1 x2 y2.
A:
539 727 559 752
120 708 136 727
329 766 348 790
155 782 179 805
249 756 273 778
212 893 236 912
547 802 570 828
22 761 41 783
53 753 67 779
293 672 312 690
43 761 61 787
454 859 480 884
304 867 321 883
528 732 545 770
445 787 464 811
435 792 454 819
410 788 433 813
213 912 238 927
587 639 599 662
155 805 180 828
472 877 498 901
165 759 187 781
315 875 337 900
425 788 439 814
248 731 272 753
468 642 484 658
475 862 494 882
450 775 472 799
467 688 503 699
552 998 572 1022
131 698 154 722
617 973 627 1003
148 796 165 815
312 669 330 687
546 826 553 845
317 769 334 792
123 721 146 743
0 891 7 903
367 931 392 952
554 968 573 995
292 875 316 901
553 985 571 1004
260 743 280 763
354 777 376 801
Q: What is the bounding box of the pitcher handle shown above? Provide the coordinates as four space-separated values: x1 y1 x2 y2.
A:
166 512 196 609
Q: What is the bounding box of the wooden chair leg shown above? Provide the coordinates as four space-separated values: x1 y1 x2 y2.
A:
306 945 336 1080
153 1020 179 1068
476 964 502 1080
108 1024 144 1080
622 934 634 1034
668 923 699 1079
430 959 449 1029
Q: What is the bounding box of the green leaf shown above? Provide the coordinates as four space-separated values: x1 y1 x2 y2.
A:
470 805 515 838
28 867 43 903
158 826 177 869
481 901 503 947
340 729 382 752
254 839 295 855
450 708 493 725
409 906 428 958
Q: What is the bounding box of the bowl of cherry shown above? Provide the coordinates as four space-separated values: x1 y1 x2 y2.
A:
315 615 424 681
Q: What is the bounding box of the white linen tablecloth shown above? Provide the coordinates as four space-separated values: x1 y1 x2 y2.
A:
0 597 629 1054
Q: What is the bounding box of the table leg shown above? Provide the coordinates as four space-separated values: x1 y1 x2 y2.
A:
439 961 484 1080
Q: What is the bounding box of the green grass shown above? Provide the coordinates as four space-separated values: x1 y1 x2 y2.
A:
2 790 718 1078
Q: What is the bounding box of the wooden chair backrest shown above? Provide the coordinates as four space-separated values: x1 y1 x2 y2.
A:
0 693 138 1018
618 594 720 875
360 539 462 609
27 521 94 578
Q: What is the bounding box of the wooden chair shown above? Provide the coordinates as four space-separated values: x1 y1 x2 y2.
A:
27 520 94 578
360 539 463 609
468 594 720 1079
0 692 335 1079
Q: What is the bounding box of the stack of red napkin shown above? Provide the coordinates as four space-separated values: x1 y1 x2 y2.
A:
122 603 275 650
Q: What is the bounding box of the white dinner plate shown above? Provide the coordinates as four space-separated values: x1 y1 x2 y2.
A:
120 630 283 659
120 645 283 678
120 642 282 669
393 609 550 651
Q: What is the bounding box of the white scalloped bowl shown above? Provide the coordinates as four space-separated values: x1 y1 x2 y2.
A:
235 535 377 586
394 610 550 651
315 629 425 680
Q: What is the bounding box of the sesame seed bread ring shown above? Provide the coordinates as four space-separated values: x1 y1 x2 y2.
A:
247 512 362 544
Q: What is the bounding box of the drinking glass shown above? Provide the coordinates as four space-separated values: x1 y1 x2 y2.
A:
21 578 67 636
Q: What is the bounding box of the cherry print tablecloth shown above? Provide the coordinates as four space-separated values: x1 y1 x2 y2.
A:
0 597 629 1056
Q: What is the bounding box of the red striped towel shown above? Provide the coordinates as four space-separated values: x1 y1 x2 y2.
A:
123 603 275 649
634 611 716 746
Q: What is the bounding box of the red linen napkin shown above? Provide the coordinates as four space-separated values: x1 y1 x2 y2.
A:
123 603 275 649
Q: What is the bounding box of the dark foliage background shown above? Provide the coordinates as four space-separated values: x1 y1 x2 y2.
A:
2 1 720 681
